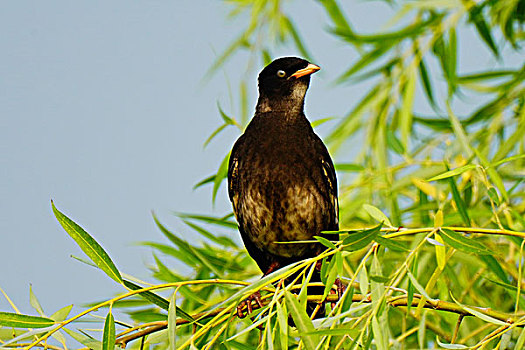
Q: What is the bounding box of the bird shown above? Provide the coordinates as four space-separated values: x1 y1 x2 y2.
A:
227 57 339 317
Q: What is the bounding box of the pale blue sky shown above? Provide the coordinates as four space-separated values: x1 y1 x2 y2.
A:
1 1 520 321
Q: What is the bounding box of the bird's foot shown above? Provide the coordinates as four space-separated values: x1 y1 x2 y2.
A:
237 291 264 318
330 278 346 309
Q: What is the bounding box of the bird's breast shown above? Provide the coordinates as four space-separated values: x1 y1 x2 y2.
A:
238 171 328 258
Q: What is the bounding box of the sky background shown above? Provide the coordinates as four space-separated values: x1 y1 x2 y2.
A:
1 0 521 328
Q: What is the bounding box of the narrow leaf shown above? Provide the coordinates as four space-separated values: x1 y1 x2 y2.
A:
427 164 477 181
212 153 230 204
374 236 409 252
102 312 115 350
29 285 45 317
448 173 471 226
123 280 170 313
50 305 73 322
363 204 393 227
314 235 337 250
342 224 382 251
51 201 122 284
284 291 318 350
168 292 177 350
0 312 54 328
418 57 436 108
406 270 431 300
335 163 364 172
439 228 492 255
400 62 416 148
434 232 446 270
435 337 468 349
450 293 507 325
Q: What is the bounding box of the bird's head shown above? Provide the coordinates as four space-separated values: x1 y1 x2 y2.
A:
256 57 320 113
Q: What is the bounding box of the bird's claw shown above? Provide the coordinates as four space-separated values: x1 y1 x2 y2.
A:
329 278 346 309
237 291 263 318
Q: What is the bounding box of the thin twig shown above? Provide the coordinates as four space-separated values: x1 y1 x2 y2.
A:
115 292 524 348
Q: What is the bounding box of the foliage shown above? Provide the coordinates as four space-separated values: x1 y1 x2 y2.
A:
1 0 524 349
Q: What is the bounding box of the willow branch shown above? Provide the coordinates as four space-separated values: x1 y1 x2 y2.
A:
115 292 524 348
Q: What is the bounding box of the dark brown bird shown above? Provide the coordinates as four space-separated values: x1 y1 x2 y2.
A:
227 57 339 307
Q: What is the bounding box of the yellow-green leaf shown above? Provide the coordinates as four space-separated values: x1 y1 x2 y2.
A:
284 291 318 350
0 312 54 328
51 201 122 284
342 224 382 251
168 292 177 350
434 232 446 270
427 164 477 181
363 205 393 227
102 312 115 350
439 228 493 255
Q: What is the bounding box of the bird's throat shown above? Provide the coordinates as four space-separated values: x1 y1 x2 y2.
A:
256 94 305 115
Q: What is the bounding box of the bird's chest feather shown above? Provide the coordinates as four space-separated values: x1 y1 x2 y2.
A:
237 138 327 257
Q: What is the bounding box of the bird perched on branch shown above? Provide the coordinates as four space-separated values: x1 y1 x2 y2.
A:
227 57 339 316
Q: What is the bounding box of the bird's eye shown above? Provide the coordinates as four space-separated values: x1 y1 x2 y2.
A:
276 70 286 78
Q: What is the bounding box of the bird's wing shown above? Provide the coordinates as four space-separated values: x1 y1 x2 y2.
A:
227 136 243 210
321 157 339 227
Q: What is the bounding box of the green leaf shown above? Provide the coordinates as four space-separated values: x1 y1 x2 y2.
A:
276 301 288 350
516 326 525 350
480 255 508 283
283 17 313 61
284 291 318 350
469 5 499 57
400 62 416 149
50 304 73 322
311 117 335 128
439 228 493 255
418 57 436 108
102 312 115 350
0 312 54 328
386 129 405 154
318 0 353 33
371 316 387 350
175 213 238 229
487 187 501 206
473 147 509 202
216 101 235 125
123 280 170 311
212 152 230 204
407 254 418 313
29 285 45 317
427 164 477 181
447 172 471 226
323 252 341 298
342 224 382 251
203 123 227 149
490 154 525 168
336 45 391 83
406 270 431 300
447 105 473 158
456 70 514 83
335 163 364 172
63 328 102 350
182 220 237 248
192 174 215 190
363 204 393 227
450 293 507 325
314 235 337 250
305 328 359 337
168 292 177 350
51 201 122 284
435 337 468 349
374 236 409 252
359 264 369 295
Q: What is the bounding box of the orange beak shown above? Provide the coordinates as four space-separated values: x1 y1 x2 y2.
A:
289 63 320 79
